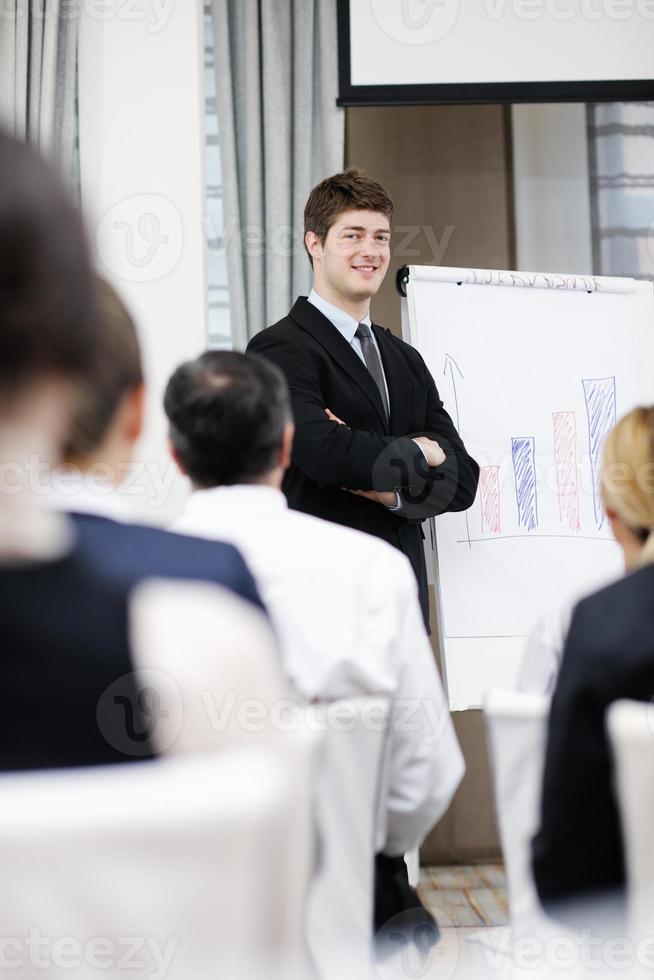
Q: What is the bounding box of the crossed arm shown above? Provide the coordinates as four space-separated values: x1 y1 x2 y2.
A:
249 333 479 521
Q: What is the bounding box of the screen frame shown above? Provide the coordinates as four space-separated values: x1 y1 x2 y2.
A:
337 0 654 106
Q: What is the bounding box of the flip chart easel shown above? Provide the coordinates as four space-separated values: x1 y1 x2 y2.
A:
400 265 654 710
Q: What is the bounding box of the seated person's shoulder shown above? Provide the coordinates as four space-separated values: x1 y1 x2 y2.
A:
565 564 654 673
72 513 253 584
291 509 416 590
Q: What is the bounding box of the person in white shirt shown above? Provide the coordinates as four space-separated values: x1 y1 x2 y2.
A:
165 350 465 876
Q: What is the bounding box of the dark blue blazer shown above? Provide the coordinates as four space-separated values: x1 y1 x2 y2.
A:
0 546 152 770
0 515 264 773
248 297 479 629
533 563 654 923
70 512 265 612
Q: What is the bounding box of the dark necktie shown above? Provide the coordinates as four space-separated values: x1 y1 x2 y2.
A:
355 322 389 421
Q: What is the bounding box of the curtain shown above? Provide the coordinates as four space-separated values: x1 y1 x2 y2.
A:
0 0 79 177
587 102 654 279
211 0 345 347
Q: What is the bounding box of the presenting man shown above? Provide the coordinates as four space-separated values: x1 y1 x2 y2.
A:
247 169 479 629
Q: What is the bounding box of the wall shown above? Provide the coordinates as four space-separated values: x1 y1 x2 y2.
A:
78 0 207 523
512 103 593 275
346 104 515 337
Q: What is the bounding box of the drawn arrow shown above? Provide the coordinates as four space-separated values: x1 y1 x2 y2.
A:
442 354 471 548
443 353 464 429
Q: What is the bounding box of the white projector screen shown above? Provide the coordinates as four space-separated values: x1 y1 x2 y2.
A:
338 0 654 104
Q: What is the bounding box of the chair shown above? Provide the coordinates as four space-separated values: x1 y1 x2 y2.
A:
0 750 312 979
303 696 391 980
129 578 289 755
484 688 552 938
607 699 654 940
129 579 318 977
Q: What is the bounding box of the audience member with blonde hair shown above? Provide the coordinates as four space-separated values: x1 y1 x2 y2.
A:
532 405 654 922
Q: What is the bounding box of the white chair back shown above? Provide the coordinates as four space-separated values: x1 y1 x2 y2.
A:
304 696 390 980
129 579 317 977
0 751 311 979
129 579 288 755
484 688 551 937
607 699 654 939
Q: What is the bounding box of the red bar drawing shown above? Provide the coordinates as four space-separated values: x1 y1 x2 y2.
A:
479 466 501 534
553 411 581 532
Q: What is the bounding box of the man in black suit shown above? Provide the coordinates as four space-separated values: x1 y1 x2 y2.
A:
248 169 478 629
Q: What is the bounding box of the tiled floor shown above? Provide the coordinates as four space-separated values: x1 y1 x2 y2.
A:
418 863 509 928
372 865 509 979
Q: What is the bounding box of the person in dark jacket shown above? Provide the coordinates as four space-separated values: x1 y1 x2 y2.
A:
248 169 479 631
533 405 654 925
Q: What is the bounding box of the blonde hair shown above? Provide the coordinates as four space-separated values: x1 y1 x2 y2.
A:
601 406 654 566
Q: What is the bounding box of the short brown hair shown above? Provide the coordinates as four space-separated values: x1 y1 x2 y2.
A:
304 169 393 263
63 277 143 461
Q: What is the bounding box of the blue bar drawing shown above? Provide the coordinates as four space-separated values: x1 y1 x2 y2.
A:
583 376 616 530
512 437 538 531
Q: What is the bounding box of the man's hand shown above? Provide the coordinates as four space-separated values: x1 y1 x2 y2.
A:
345 488 398 507
325 408 346 426
412 436 446 468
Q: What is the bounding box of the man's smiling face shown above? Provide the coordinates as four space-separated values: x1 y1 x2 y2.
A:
308 208 391 308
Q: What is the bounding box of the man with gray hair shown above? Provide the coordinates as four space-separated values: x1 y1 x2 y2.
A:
166 350 465 944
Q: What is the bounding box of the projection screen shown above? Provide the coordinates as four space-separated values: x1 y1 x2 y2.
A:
337 0 654 104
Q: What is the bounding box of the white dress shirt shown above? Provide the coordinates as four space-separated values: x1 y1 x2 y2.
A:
173 483 465 854
308 288 405 512
308 288 390 408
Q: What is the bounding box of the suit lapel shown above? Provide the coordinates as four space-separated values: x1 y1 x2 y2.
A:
289 298 390 432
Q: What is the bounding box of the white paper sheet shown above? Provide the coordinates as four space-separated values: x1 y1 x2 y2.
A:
403 266 654 707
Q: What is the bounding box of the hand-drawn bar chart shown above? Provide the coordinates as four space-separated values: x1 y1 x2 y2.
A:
583 377 617 530
473 377 617 540
511 437 538 531
553 411 581 531
479 466 501 534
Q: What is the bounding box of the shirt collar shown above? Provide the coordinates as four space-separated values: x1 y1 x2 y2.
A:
308 289 372 345
186 484 288 514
